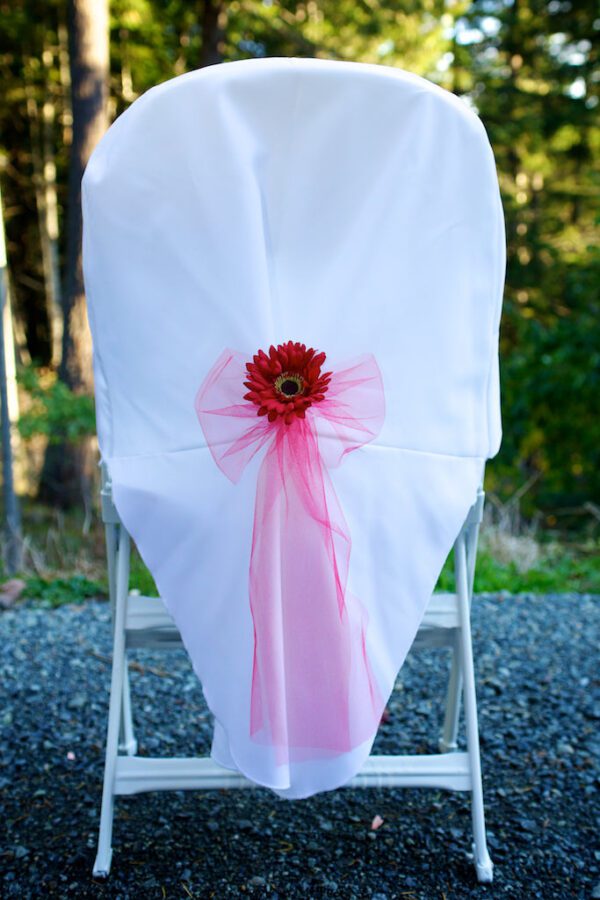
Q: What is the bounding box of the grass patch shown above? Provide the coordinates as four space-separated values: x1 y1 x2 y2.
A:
19 548 158 606
130 549 159 597
2 502 599 606
24 574 106 608
436 541 600 594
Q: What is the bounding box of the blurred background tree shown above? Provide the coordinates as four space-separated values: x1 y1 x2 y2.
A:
0 0 598 532
454 0 599 527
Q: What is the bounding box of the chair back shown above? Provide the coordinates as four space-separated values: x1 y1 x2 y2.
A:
83 58 505 463
83 59 505 798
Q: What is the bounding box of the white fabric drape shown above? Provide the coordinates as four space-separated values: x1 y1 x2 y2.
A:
82 57 505 798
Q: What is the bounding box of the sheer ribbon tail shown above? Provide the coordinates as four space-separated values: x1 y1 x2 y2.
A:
195 349 386 765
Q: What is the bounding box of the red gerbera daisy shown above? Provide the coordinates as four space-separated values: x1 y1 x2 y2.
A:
244 341 332 425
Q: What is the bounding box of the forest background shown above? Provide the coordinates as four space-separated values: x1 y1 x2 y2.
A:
0 0 598 598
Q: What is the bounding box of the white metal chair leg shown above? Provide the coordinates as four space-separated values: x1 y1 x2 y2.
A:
93 528 130 879
93 479 493 882
103 474 137 756
456 535 493 884
440 508 481 754
119 661 138 756
439 634 462 753
105 522 118 609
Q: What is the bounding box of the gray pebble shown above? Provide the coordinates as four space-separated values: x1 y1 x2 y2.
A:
1 594 598 899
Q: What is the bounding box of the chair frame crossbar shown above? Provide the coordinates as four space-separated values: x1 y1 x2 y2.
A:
93 464 493 884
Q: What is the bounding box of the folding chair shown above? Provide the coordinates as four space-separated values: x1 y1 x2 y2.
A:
83 58 504 884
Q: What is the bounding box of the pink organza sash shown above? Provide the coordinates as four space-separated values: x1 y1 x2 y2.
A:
195 349 386 765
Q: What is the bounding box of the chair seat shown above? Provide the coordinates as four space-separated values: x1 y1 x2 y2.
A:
125 593 181 649
124 591 460 651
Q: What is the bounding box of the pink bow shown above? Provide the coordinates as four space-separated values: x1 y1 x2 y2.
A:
195 347 385 765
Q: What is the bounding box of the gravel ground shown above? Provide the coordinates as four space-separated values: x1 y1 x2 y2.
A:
1 593 599 900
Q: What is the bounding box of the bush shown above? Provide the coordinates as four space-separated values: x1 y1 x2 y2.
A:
17 366 95 443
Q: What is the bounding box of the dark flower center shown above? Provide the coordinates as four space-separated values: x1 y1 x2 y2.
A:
274 372 305 397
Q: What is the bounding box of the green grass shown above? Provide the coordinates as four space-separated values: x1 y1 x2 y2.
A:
3 501 599 606
15 549 158 608
16 541 600 607
21 550 159 608
436 542 600 594
129 550 159 597
23 574 106 607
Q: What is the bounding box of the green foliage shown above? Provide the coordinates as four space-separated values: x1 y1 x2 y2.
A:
1 1 598 527
17 367 96 443
106 0 465 103
454 1 600 520
20 565 158 607
130 549 159 597
436 541 600 594
17 538 600 608
24 574 106 607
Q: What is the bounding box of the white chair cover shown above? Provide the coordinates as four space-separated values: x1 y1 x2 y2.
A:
82 57 505 799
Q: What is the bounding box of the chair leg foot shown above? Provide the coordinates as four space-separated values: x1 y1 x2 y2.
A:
438 737 458 753
93 846 113 879
472 842 494 883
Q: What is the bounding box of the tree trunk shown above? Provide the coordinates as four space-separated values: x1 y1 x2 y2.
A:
58 21 73 147
199 0 225 68
39 0 109 508
119 28 136 104
42 45 65 366
0 185 23 572
26 55 63 367
61 0 108 392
